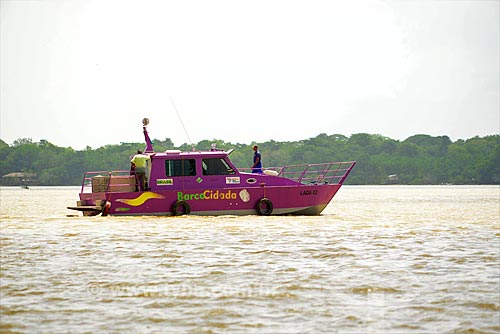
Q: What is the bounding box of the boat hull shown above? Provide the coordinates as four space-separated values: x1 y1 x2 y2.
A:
79 184 342 216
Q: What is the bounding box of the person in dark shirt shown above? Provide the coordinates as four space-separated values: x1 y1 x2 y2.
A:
252 145 263 173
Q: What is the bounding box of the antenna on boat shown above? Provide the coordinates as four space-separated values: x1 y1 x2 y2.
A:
170 97 195 151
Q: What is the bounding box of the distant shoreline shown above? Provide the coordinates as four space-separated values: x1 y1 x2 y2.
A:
1 133 499 186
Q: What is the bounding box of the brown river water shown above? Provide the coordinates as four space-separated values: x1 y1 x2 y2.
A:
0 185 499 333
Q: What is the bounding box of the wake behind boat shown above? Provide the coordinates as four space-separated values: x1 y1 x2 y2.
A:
68 119 356 216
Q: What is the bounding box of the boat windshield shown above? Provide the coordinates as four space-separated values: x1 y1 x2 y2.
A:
202 158 235 175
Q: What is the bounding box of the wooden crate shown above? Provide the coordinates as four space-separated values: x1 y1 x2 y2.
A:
92 175 110 193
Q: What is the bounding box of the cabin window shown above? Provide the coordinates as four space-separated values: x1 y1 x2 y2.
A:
202 158 235 175
165 159 196 177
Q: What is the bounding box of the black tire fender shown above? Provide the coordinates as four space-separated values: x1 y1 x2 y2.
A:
256 198 273 216
172 200 190 216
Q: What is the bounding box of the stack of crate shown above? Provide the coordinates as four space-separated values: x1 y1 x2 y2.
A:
91 175 110 193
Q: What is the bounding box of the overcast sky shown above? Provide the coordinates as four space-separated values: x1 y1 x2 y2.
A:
1 0 499 149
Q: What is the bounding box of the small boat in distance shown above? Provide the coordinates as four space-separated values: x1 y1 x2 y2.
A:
68 119 356 216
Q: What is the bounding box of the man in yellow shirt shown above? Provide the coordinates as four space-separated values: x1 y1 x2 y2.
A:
131 150 150 191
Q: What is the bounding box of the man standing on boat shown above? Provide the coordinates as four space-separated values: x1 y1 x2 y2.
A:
131 150 150 191
252 145 263 173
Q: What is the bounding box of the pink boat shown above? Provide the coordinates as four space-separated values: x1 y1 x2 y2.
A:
68 120 356 216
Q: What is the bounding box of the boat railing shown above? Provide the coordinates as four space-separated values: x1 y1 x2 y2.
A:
81 170 138 194
240 161 356 185
283 161 356 185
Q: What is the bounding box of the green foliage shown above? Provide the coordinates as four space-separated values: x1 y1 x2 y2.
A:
0 134 498 185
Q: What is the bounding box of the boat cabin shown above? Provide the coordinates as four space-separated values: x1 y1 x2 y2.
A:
149 150 241 191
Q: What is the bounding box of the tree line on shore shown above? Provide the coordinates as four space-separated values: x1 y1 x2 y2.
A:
0 133 498 185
